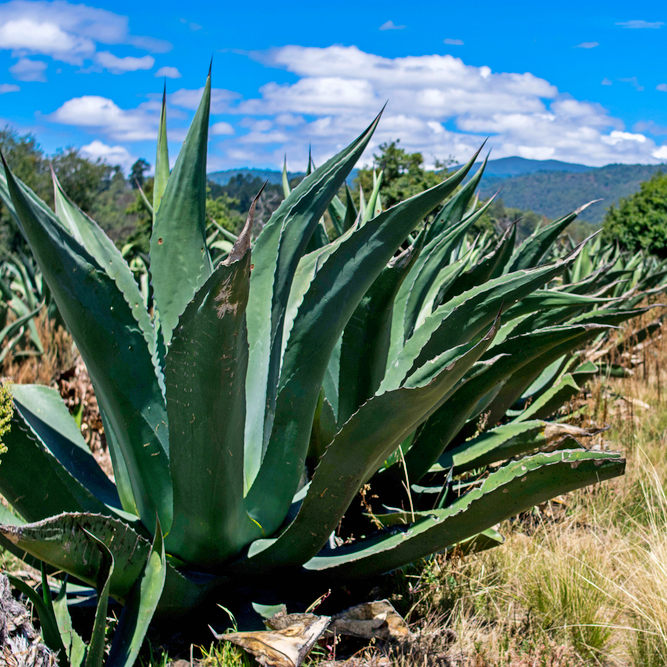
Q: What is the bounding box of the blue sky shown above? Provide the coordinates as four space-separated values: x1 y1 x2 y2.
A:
1 0 667 173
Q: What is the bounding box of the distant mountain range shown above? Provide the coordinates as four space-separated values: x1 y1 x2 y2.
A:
208 168 304 186
477 162 664 224
209 157 666 225
456 156 595 179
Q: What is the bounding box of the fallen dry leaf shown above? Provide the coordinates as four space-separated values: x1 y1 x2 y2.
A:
330 600 413 642
215 613 330 667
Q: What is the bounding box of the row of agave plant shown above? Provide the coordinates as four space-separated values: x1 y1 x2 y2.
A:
0 252 52 362
0 73 665 666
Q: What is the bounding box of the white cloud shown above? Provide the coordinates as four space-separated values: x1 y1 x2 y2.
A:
155 66 181 79
652 145 667 160
38 42 667 171
576 41 599 48
95 51 154 73
0 18 94 63
0 84 19 93
657 83 667 92
616 20 663 29
80 139 134 170
601 78 612 86
603 130 647 145
379 20 405 31
444 38 464 46
10 57 47 81
50 95 156 140
0 1 170 66
212 44 667 168
211 121 234 136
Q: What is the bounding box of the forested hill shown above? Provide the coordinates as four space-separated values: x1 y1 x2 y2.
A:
458 156 594 178
209 160 666 225
208 168 304 186
478 163 665 224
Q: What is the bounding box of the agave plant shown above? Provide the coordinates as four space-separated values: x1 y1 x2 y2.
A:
0 73 634 662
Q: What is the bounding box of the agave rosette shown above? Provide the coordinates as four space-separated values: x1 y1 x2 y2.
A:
0 74 642 649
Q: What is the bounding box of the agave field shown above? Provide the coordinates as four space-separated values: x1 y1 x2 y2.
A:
0 73 665 666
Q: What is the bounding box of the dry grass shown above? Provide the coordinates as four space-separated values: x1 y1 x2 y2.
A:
1 311 76 385
397 317 667 666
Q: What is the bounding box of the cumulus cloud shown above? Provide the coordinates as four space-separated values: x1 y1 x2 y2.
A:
0 84 20 93
50 95 156 140
155 66 181 79
211 121 234 136
218 44 667 168
0 1 169 67
653 145 667 160
80 139 135 170
96 51 154 73
10 57 47 81
44 43 667 170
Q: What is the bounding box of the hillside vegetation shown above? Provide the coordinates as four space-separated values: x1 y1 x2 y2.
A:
479 163 664 224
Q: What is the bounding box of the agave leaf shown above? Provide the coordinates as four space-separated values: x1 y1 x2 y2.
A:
515 374 581 421
281 155 290 198
480 326 613 429
0 384 125 521
363 169 383 222
502 291 622 338
150 74 213 348
83 530 114 667
166 214 260 565
381 250 581 393
436 221 517 304
404 323 609 479
507 204 595 272
305 220 331 253
107 521 166 667
247 166 473 535
240 324 497 571
425 153 487 243
52 580 86 667
52 172 157 367
0 513 149 601
343 184 357 231
400 227 472 346
327 193 346 237
153 85 170 214
337 243 422 425
2 160 171 529
436 419 588 473
305 450 624 577
244 112 382 490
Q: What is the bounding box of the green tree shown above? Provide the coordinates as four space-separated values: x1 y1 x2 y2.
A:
51 148 114 213
0 127 50 254
602 171 667 257
0 127 135 255
129 158 150 189
355 140 445 209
